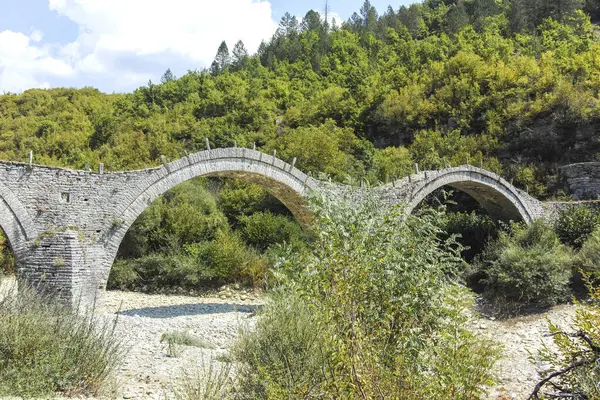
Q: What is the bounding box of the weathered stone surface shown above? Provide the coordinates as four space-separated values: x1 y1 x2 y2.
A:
559 162 600 200
0 147 589 305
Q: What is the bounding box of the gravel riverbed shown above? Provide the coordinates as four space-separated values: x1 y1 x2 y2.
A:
0 277 579 399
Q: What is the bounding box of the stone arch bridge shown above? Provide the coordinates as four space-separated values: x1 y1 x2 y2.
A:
0 147 550 305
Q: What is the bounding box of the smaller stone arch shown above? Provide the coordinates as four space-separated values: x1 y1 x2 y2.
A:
395 166 537 223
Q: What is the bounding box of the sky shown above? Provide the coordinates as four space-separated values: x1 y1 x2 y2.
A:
0 0 415 94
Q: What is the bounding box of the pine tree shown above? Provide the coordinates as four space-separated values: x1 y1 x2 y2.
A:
160 68 175 83
398 4 427 38
210 41 230 75
445 0 470 34
509 0 530 32
231 40 249 71
360 0 379 32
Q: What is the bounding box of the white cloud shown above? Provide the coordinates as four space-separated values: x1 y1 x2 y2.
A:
0 30 73 93
0 0 279 93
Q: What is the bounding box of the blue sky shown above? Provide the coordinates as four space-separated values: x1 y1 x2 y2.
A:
0 0 415 94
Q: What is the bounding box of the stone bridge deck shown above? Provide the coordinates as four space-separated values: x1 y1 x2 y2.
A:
0 147 566 305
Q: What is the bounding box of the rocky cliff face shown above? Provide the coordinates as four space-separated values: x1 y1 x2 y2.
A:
559 162 600 200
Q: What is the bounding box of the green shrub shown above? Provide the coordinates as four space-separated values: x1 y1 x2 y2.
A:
233 291 327 399
0 285 123 397
476 220 574 308
531 279 600 399
232 195 500 399
555 206 600 249
576 227 600 277
110 229 269 291
175 358 232 400
239 211 305 252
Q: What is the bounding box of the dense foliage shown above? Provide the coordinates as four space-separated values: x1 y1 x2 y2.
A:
108 178 304 291
231 195 500 399
475 220 574 310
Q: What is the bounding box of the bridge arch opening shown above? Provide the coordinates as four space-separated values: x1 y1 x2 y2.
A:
99 149 316 288
107 177 308 292
405 168 534 224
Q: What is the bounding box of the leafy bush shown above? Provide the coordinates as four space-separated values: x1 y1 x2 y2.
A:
476 220 574 308
232 195 500 399
109 230 269 291
118 179 229 259
531 279 600 399
238 211 305 252
0 284 123 397
555 206 600 249
575 227 600 277
233 291 327 398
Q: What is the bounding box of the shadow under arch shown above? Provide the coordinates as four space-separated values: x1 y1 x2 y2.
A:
402 166 535 223
101 148 319 285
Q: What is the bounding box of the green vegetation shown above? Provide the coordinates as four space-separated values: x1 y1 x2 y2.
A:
532 279 600 399
474 220 574 310
107 178 301 291
0 284 123 397
555 206 600 249
175 359 232 400
161 331 215 357
230 196 501 399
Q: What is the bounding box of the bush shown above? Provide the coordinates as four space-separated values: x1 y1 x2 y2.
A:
0 285 123 397
575 227 600 277
233 291 327 398
555 206 600 249
239 211 305 252
232 195 500 399
531 279 600 399
476 220 574 308
109 230 269 291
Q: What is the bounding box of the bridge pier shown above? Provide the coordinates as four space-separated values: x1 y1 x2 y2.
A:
16 229 108 308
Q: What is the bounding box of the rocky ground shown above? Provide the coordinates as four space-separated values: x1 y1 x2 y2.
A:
0 277 580 399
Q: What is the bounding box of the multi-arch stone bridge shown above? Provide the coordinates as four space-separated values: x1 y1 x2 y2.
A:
0 147 553 305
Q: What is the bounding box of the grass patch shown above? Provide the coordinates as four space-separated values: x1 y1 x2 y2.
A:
0 283 124 397
161 331 216 357
174 357 232 400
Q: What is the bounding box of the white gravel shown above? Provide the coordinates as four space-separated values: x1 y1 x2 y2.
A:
0 277 580 399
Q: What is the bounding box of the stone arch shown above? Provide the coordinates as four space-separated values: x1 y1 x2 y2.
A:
101 148 318 281
0 180 37 262
402 166 535 223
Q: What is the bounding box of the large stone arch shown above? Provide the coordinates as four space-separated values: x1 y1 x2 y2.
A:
101 148 319 285
401 166 536 223
0 180 37 262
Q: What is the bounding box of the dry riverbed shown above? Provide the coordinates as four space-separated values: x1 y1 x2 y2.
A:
0 277 579 399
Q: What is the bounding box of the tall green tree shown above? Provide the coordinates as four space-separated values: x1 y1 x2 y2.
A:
231 40 249 71
210 41 230 75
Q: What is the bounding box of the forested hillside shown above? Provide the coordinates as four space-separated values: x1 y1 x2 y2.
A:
0 0 599 197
